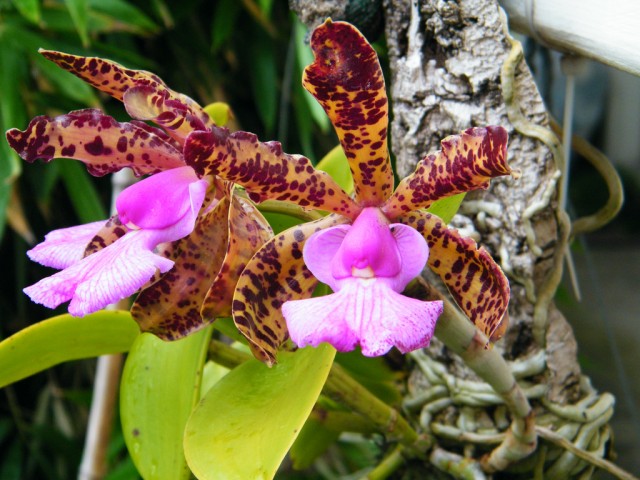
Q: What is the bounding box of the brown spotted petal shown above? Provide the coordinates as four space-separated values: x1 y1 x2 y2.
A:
303 19 393 205
185 129 360 219
6 109 184 177
383 126 511 219
400 210 510 341
123 85 210 143
130 197 231 339
201 194 273 320
40 50 213 130
233 214 349 365
83 215 128 257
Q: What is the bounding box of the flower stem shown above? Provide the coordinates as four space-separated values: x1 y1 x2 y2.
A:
406 279 536 472
366 445 406 480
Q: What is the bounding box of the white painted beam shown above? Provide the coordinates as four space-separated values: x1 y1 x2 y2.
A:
500 0 640 76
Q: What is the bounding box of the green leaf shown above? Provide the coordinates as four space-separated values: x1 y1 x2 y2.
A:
184 344 336 480
63 0 90 47
88 0 158 34
0 310 139 388
58 159 107 223
212 317 247 344
293 17 330 133
261 211 302 235
0 44 26 243
203 102 232 126
10 0 41 24
121 326 213 480
211 0 241 52
426 192 466 224
289 416 339 470
316 145 354 194
248 31 278 134
335 351 401 405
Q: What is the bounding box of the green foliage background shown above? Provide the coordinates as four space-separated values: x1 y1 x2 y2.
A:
0 1 342 477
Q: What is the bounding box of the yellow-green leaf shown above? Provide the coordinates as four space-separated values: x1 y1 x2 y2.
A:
0 310 139 388
121 326 213 480
184 344 336 480
316 144 354 195
426 192 466 224
203 102 232 126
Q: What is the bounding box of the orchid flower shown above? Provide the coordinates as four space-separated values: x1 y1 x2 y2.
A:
185 20 513 364
6 52 272 338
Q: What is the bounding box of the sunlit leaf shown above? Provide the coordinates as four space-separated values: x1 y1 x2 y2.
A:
121 327 213 480
203 102 232 126
426 192 466 224
316 145 354 195
289 416 339 470
184 344 335 480
0 311 139 388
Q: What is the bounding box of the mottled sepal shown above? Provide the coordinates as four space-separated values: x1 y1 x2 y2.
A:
303 19 393 205
83 215 128 258
201 194 273 320
6 109 184 177
383 126 511 219
185 129 359 218
40 50 212 129
123 85 209 142
400 210 510 341
131 197 231 339
232 215 348 365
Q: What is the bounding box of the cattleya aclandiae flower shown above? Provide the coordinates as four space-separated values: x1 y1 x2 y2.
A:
6 52 272 338
184 20 513 364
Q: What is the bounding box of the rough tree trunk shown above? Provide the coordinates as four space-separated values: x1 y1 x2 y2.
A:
292 0 614 477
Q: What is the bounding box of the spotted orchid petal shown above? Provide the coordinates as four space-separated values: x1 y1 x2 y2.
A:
6 109 184 177
24 167 209 316
131 195 231 339
123 85 210 143
303 20 393 206
82 215 128 257
185 130 360 218
201 194 273 320
40 50 213 130
382 126 511 219
283 278 443 356
27 221 106 270
232 215 349 365
400 210 510 340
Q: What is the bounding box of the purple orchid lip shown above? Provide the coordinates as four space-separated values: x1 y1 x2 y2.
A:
283 206 441 356
116 166 208 230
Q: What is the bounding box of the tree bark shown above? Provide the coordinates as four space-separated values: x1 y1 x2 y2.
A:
291 0 615 477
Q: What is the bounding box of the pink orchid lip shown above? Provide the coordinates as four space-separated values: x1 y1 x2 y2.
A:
116 166 207 230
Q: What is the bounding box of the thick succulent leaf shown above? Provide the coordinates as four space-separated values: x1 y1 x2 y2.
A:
184 344 335 480
131 196 231 339
6 109 184 177
0 311 138 388
233 215 348 365
400 210 510 341
201 194 273 321
302 19 393 205
121 327 213 480
185 129 359 218
383 126 511 219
